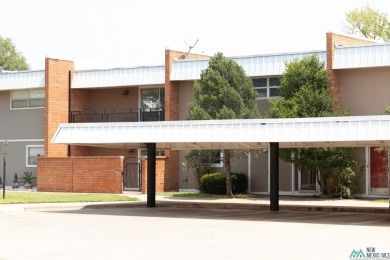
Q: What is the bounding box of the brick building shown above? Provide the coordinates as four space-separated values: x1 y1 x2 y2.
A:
0 32 389 197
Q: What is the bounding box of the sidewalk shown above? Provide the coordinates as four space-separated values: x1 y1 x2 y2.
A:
1 192 388 214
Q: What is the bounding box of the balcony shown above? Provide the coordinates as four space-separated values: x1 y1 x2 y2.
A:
70 109 165 123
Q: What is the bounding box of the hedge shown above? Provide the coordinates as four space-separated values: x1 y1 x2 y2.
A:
200 172 248 194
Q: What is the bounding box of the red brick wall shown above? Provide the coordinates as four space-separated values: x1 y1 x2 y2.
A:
326 33 374 107
45 58 74 157
37 156 123 193
142 157 169 193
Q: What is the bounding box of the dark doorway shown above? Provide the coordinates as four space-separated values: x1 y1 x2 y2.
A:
123 157 142 191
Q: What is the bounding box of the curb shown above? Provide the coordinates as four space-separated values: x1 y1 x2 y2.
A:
2 200 388 214
154 201 390 214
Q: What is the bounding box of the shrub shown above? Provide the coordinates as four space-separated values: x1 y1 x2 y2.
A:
200 172 248 194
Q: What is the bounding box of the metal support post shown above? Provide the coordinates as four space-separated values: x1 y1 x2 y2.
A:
3 154 6 199
270 142 279 211
146 143 156 207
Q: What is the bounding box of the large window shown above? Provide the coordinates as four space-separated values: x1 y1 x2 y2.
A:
26 145 44 167
11 88 45 109
140 88 165 121
252 77 280 99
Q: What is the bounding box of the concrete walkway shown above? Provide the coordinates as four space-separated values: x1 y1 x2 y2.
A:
0 192 388 213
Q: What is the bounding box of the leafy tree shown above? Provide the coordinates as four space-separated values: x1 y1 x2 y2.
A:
267 55 356 198
0 36 29 71
187 52 259 196
182 150 216 189
344 5 390 41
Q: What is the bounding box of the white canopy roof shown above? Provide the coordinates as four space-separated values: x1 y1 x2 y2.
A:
52 115 390 150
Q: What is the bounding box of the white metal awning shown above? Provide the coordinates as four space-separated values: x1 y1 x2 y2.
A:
0 70 45 91
51 115 390 149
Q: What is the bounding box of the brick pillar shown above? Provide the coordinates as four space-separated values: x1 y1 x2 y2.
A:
326 32 374 108
164 50 210 191
44 58 74 157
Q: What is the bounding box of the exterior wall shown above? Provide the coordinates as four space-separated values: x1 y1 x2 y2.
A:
45 58 74 157
326 32 374 107
141 157 168 193
339 67 390 115
178 81 195 120
257 99 272 117
164 50 209 192
0 91 44 138
37 156 123 193
87 87 139 111
0 141 43 185
70 89 90 156
0 91 44 185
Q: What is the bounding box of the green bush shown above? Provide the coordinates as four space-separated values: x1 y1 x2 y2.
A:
200 172 248 194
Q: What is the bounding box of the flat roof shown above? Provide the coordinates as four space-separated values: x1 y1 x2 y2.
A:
51 115 390 149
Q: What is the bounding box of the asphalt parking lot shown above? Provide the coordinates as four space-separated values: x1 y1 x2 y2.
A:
0 207 389 260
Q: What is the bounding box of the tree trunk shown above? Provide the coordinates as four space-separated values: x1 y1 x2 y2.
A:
224 149 233 196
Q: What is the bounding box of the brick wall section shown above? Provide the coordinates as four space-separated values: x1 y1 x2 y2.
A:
326 33 374 107
44 58 74 157
70 88 90 156
163 50 210 192
38 156 123 193
141 157 167 193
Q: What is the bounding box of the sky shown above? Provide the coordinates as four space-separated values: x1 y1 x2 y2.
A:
1 0 390 70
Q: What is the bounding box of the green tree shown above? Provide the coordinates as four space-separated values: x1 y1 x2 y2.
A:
0 36 29 71
267 55 356 198
187 52 259 196
344 5 390 41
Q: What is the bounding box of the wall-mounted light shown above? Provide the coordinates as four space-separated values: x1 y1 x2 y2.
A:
121 90 129 96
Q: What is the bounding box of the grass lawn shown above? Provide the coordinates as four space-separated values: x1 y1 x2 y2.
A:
373 199 389 203
0 191 139 204
157 191 254 199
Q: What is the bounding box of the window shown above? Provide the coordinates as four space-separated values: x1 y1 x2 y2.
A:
210 151 224 168
26 145 44 167
140 88 165 121
141 149 166 157
252 77 280 99
140 88 165 111
11 88 45 109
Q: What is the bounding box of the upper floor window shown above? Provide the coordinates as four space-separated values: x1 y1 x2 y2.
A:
11 88 45 109
140 88 165 121
252 77 280 99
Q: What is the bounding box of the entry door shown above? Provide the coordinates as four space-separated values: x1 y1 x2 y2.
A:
123 157 142 191
370 147 389 194
299 169 319 192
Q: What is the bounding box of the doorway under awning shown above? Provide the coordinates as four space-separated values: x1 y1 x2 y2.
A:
51 115 390 211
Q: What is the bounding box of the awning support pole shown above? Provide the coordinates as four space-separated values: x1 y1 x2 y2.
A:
270 142 279 211
146 143 156 207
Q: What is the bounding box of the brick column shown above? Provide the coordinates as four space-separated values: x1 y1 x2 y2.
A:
44 58 74 157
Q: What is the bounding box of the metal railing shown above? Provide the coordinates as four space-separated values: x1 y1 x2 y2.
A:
70 109 164 123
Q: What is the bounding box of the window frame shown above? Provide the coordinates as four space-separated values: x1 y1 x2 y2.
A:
26 145 44 167
252 77 281 100
210 150 224 168
10 88 45 110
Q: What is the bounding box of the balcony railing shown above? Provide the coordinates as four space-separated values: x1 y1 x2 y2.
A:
70 109 165 123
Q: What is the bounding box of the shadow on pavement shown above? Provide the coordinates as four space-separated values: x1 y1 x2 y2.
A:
43 205 390 227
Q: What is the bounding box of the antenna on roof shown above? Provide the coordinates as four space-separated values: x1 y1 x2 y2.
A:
182 38 199 59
